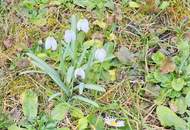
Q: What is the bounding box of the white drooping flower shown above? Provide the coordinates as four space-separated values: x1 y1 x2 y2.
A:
95 48 107 63
74 68 85 80
45 36 57 51
104 117 125 127
77 19 89 33
64 30 76 43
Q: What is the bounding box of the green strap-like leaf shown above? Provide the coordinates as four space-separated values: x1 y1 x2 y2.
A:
83 84 105 92
72 95 99 108
27 53 69 96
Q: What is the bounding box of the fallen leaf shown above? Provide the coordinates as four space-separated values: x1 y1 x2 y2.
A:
16 59 30 69
10 107 22 122
114 4 122 22
5 0 14 5
3 36 14 49
184 31 190 41
106 14 115 25
116 46 135 64
160 58 176 74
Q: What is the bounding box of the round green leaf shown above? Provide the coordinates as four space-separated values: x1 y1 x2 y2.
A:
51 103 69 121
171 78 185 91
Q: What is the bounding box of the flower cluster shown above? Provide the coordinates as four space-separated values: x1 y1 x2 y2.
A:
44 17 108 80
64 18 89 43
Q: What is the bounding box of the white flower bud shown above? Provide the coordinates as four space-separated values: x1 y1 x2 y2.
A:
74 68 85 79
95 48 107 63
64 30 76 43
45 36 57 51
77 19 89 33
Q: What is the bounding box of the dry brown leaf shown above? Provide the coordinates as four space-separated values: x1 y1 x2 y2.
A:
92 32 104 41
116 46 135 64
160 58 176 74
184 32 190 41
16 59 30 69
3 36 14 49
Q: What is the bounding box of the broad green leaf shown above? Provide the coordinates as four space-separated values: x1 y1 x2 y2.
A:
22 90 38 121
178 40 190 71
78 117 88 130
185 64 190 75
83 84 105 92
105 0 115 10
159 1 170 10
87 114 104 130
171 78 185 91
185 92 190 106
51 103 69 121
152 51 166 65
70 107 84 119
175 97 187 114
73 96 99 107
129 1 140 8
8 125 26 130
153 71 170 83
27 53 69 95
156 106 187 129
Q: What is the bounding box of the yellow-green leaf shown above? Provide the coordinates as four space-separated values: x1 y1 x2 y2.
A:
21 90 38 121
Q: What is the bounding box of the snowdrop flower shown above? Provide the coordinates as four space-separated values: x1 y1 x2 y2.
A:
45 36 57 51
104 117 125 127
74 68 85 80
95 48 107 63
64 30 76 43
77 19 89 33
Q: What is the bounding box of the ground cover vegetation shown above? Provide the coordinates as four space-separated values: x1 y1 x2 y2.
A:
1 0 190 130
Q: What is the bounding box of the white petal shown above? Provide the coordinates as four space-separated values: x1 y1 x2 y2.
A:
45 36 57 51
95 48 107 63
104 117 125 127
74 68 85 79
64 30 76 43
51 41 57 51
116 120 125 127
77 19 89 33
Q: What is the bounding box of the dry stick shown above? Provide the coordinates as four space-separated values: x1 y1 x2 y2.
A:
143 104 156 122
97 80 125 100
